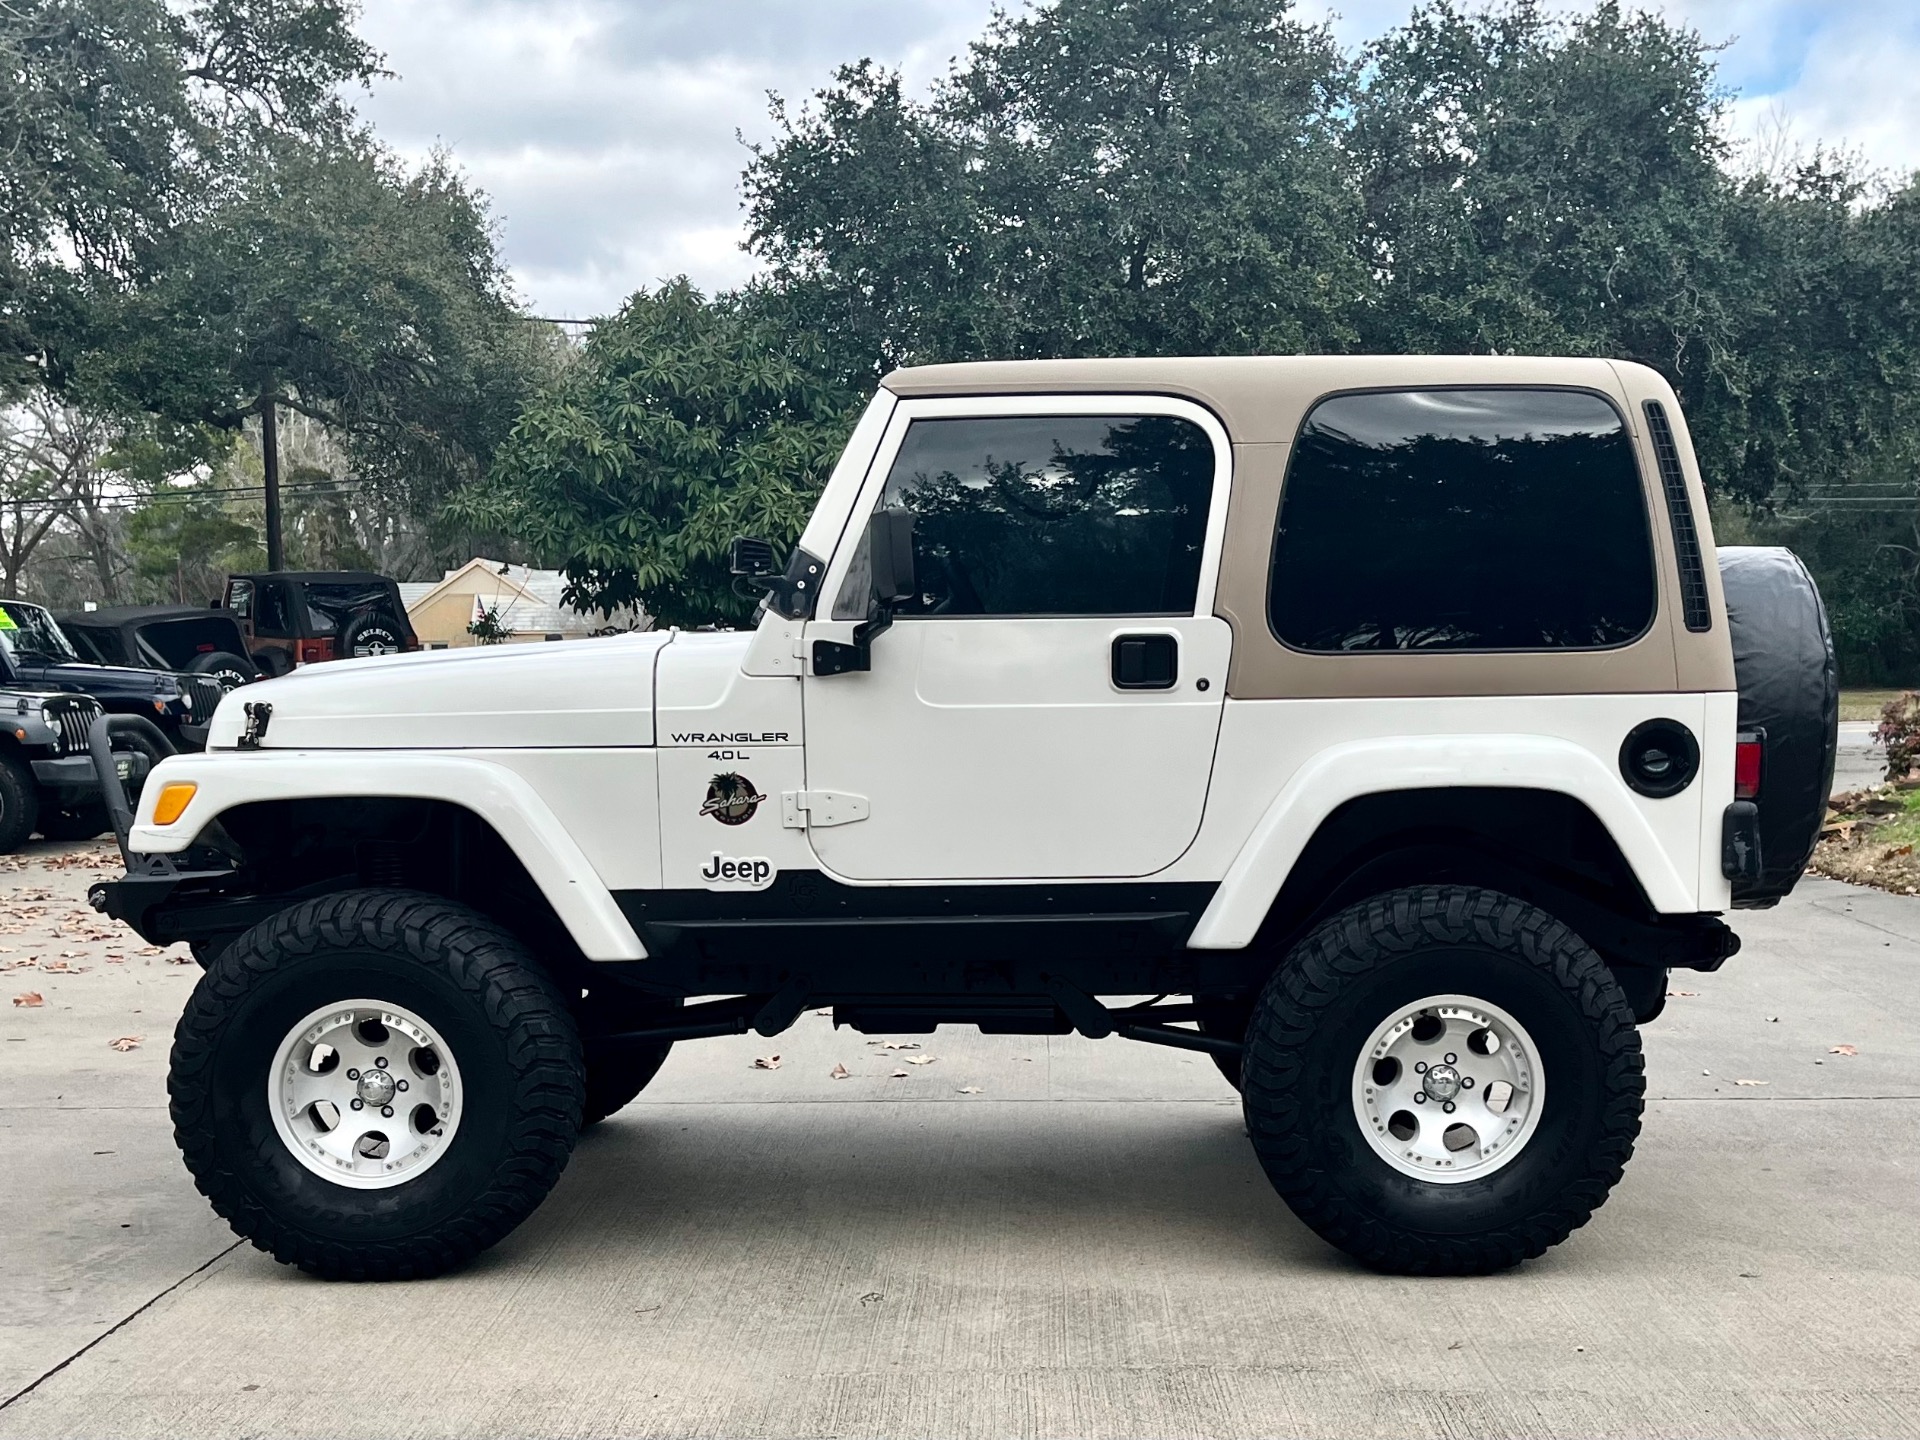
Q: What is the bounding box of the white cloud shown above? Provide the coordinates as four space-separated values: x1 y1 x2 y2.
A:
350 0 1920 317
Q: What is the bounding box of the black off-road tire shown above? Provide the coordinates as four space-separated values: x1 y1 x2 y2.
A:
576 986 680 1125
1242 885 1644 1276
36 803 110 842
0 753 38 853
339 613 406 658
188 650 258 689
169 889 586 1280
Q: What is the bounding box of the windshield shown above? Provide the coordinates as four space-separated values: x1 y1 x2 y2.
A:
0 601 79 662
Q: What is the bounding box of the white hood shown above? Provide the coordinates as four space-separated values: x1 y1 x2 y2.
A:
205 632 672 749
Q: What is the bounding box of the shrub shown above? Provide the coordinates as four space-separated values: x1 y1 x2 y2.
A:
1877 693 1920 781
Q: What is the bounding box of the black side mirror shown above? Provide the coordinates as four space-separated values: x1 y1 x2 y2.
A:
729 536 779 579
811 510 916 678
867 509 915 606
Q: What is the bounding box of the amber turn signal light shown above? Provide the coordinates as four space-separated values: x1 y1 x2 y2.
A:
151 782 197 826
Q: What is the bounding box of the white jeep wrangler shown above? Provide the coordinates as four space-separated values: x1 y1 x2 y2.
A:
93 356 1837 1280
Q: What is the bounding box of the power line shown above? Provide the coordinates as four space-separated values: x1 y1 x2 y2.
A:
3 479 377 518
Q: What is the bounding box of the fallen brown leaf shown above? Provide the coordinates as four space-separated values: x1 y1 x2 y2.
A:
957 1086 982 1095
829 1062 850 1079
107 1035 142 1052
12 991 43 1008
1829 1044 1858 1056
1733 1078 1769 1086
1667 990 1699 998
904 1055 934 1066
751 1054 782 1070
890 1069 909 1078
881 1041 920 1050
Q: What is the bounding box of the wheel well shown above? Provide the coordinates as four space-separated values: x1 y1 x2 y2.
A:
1250 788 1723 1010
206 797 601 991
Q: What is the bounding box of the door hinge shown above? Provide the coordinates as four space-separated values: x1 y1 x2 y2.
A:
782 790 870 828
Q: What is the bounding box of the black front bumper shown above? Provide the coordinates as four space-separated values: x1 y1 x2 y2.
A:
90 853 263 951
31 750 151 802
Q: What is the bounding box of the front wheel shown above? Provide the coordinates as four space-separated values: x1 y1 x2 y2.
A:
169 890 586 1280
1242 886 1644 1275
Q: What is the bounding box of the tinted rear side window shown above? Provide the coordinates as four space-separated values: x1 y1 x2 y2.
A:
303 582 404 633
855 414 1214 618
1268 388 1656 652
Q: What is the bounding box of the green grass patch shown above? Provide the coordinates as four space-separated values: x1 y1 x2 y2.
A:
1840 690 1908 722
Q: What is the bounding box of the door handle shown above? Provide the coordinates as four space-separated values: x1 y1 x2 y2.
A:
1112 633 1178 690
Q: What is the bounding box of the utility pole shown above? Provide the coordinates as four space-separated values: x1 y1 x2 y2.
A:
260 392 284 572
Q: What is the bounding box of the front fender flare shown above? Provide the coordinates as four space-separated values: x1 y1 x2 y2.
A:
128 750 646 961
1186 733 1697 950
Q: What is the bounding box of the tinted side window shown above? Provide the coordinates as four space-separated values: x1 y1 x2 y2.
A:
1268 389 1655 652
840 414 1214 619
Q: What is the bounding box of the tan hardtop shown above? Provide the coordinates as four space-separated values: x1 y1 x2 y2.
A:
882 355 1643 445
882 353 1730 698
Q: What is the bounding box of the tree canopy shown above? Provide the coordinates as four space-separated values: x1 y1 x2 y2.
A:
454 281 854 629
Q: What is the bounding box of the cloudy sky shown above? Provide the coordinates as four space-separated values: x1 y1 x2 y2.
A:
349 0 1920 319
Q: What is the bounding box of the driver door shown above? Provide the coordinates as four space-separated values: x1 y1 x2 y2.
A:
799 396 1233 882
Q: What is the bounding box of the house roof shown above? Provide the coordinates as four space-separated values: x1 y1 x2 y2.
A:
400 559 647 635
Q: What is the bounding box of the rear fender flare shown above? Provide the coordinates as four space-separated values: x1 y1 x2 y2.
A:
1187 734 1697 950
128 750 646 960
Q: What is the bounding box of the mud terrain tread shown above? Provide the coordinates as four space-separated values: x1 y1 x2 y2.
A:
169 889 584 1281
1242 885 1644 1275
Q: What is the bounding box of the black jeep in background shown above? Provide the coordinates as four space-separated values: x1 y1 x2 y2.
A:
58 604 261 691
0 599 218 754
222 571 417 675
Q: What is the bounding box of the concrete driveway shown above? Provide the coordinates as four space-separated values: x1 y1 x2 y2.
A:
2 839 1916 1439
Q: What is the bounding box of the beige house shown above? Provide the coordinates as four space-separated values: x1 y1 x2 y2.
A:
399 559 647 649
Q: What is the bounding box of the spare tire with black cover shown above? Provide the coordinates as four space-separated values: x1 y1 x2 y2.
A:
339 612 406 658
188 649 258 689
1718 547 1839 906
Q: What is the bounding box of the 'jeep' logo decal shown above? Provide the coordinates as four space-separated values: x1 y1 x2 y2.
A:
701 854 775 888
700 772 767 826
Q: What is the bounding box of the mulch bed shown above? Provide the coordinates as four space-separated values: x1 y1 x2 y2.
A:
1809 784 1920 894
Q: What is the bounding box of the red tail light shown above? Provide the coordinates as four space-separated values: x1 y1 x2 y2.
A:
296 637 336 666
1734 732 1763 799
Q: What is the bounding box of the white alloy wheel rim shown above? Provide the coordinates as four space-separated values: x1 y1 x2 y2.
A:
268 1000 463 1189
1352 993 1544 1184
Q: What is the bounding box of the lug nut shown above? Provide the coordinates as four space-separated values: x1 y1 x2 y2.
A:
1414 1061 1428 1074
1443 1101 1456 1114
1462 1076 1475 1090
396 1079 409 1092
1444 1053 1457 1065
375 1057 389 1070
1414 1092 1427 1104
350 1098 364 1111
346 1068 360 1081
381 1106 394 1118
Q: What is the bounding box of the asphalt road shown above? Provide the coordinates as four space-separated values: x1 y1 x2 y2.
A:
2 832 1916 1440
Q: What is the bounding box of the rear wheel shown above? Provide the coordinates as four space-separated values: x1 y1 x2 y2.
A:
169 890 585 1280
1241 885 1643 1275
